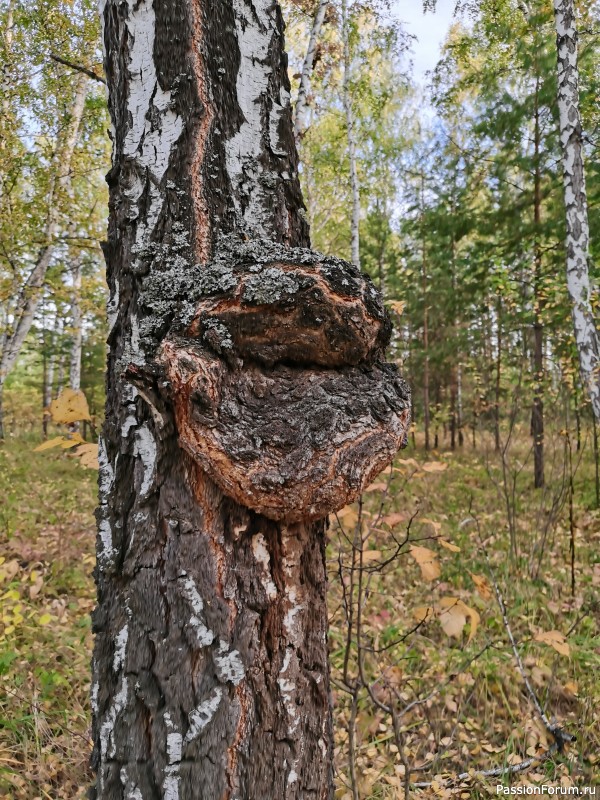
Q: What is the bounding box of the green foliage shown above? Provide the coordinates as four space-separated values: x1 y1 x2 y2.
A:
0 0 109 428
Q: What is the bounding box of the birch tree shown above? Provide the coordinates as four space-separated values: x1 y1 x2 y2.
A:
69 260 83 394
294 0 329 139
0 73 88 438
341 0 361 267
92 2 410 798
553 0 600 420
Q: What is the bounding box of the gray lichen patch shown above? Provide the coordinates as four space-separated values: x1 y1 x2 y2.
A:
201 320 234 355
181 237 392 367
129 234 391 366
242 268 300 305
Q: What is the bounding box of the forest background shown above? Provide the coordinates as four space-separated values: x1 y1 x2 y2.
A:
0 0 599 797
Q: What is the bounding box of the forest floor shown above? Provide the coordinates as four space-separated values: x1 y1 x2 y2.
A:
0 430 599 799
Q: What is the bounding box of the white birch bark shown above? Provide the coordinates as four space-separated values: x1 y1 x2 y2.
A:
341 0 361 268
0 0 14 137
0 73 88 396
43 315 58 410
69 259 83 393
293 0 328 139
553 0 600 420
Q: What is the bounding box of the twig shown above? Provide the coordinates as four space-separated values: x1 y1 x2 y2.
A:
50 53 106 85
396 640 498 720
412 744 560 789
476 523 576 751
390 701 411 799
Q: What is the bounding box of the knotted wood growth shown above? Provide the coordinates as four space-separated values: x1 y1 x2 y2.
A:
156 242 410 522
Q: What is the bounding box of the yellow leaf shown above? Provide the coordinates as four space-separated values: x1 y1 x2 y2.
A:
395 457 420 470
438 598 467 639
381 512 408 528
385 665 403 687
75 443 99 469
336 506 358 529
59 433 85 449
413 605 434 623
437 597 480 643
364 481 387 493
38 613 52 626
534 629 570 657
469 572 492 601
388 300 406 316
440 539 461 552
0 559 20 581
409 545 441 582
361 550 382 564
422 461 448 473
50 388 91 424
34 436 68 452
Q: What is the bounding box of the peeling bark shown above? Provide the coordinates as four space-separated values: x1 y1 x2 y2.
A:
93 2 410 798
553 0 600 420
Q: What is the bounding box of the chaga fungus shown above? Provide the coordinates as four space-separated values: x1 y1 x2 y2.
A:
156 247 411 522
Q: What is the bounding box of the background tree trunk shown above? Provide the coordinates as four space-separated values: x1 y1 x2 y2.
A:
341 0 361 268
42 314 58 439
294 0 329 140
553 0 600 421
69 259 83 432
92 2 408 798
421 176 430 451
532 81 545 488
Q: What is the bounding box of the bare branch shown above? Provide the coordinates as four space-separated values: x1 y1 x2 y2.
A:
50 53 105 85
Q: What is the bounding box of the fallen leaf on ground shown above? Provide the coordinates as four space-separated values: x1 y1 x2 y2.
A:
469 572 492 600
413 605 434 623
440 539 461 552
438 597 480 643
534 629 570 657
381 512 408 528
422 461 448 473
75 443 99 469
409 545 441 582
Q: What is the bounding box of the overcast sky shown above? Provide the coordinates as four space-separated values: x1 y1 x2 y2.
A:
390 0 456 81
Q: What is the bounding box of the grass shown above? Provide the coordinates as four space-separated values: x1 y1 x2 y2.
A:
0 435 96 799
0 426 599 798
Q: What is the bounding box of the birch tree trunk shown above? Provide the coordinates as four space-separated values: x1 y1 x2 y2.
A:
553 0 600 420
532 81 545 488
42 315 58 439
92 2 410 799
69 259 83 432
69 260 83 393
294 0 328 140
0 73 88 438
341 0 361 268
